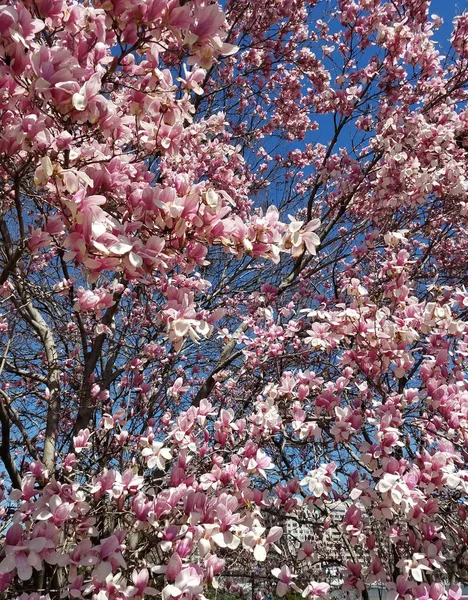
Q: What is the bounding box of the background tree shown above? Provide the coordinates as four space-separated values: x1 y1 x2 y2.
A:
1 0 468 599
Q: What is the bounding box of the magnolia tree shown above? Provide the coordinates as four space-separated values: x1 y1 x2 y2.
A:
1 0 468 599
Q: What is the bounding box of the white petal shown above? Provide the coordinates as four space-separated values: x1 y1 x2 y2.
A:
128 251 143 268
173 319 190 337
72 93 87 111
109 241 133 255
254 544 267 561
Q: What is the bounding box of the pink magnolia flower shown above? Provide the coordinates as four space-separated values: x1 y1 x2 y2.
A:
62 453 77 472
90 468 117 499
111 469 144 500
169 377 189 398
186 3 238 68
284 217 321 257
93 534 127 581
204 554 225 585
162 566 203 599
414 583 447 600
343 562 365 593
166 552 183 581
300 463 336 497
73 428 91 453
127 568 158 596
68 539 99 582
243 524 283 561
302 582 331 599
301 219 321 255
208 494 241 549
347 278 369 296
179 65 206 96
448 586 462 600
140 440 172 470
33 156 53 187
297 540 316 562
366 555 387 583
387 575 415 600
28 461 48 479
72 72 102 112
0 524 49 581
29 229 51 252
73 287 115 317
243 448 274 478
397 554 432 583
271 566 300 597
8 474 36 503
34 494 76 525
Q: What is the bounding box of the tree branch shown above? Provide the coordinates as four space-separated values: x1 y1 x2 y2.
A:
192 323 247 407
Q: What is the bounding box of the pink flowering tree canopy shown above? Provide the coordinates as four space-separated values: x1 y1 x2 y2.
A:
1 0 468 599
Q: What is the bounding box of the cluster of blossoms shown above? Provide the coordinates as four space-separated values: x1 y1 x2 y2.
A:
2 0 468 599
1 0 323 355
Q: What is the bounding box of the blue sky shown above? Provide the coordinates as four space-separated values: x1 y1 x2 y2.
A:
430 0 465 43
